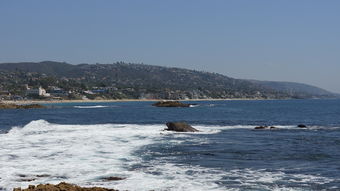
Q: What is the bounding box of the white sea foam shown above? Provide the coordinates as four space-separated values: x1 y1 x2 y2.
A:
225 168 334 184
221 168 336 191
0 120 226 191
0 121 336 191
74 105 109 109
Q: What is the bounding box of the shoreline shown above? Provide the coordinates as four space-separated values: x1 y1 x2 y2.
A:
1 98 273 105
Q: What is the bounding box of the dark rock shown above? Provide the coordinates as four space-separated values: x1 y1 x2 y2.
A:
102 176 126 181
13 182 118 191
152 101 192 107
19 104 46 109
0 103 46 109
18 178 36 182
36 174 50 178
297 124 307 128
16 174 50 181
254 126 278 130
254 126 268 129
165 122 199 132
0 103 17 109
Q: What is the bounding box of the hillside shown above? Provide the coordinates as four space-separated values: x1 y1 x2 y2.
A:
0 61 77 76
249 80 336 98
0 61 336 100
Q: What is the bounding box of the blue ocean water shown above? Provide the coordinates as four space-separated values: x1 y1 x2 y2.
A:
1 99 340 190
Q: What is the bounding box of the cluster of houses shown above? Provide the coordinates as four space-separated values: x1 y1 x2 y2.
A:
0 84 113 101
25 85 69 98
0 85 70 101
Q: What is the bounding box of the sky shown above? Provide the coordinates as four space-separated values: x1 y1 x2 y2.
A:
1 0 340 93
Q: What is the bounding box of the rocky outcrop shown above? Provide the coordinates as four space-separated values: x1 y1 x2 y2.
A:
254 126 267 129
19 104 46 109
254 126 277 130
165 122 199 132
0 103 19 109
0 103 46 109
297 124 307 128
152 101 192 107
13 182 117 191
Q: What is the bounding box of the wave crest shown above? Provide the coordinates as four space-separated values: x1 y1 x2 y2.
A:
0 120 226 191
74 105 109 109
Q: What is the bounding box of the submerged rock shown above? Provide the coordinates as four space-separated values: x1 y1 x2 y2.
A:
165 122 199 132
18 178 36 182
152 101 192 107
13 182 118 191
0 103 17 109
297 124 307 128
20 104 46 109
16 174 51 182
254 126 277 130
102 176 126 181
0 103 46 109
36 174 50 178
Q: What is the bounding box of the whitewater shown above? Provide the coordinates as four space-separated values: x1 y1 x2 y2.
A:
0 120 228 191
1 120 337 191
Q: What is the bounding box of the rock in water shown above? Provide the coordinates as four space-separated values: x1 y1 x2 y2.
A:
254 126 277 130
102 176 126 181
165 122 199 132
152 101 192 107
297 124 307 128
0 103 18 109
13 182 117 191
254 126 268 129
19 104 46 109
0 103 46 109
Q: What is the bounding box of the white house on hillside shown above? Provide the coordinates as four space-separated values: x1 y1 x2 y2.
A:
26 87 50 97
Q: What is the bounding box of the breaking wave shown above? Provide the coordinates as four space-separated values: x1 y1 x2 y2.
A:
0 120 226 191
0 120 337 190
74 105 110 109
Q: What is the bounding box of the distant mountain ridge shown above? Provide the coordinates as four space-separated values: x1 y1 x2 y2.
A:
249 80 336 98
0 61 78 76
0 61 337 99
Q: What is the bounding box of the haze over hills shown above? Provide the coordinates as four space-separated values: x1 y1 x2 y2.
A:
0 61 337 100
249 80 337 98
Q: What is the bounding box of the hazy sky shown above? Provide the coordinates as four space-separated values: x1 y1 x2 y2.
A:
1 0 339 93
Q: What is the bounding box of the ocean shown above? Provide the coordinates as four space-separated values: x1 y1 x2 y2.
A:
0 99 340 191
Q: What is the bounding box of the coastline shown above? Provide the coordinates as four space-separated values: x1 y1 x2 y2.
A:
1 98 272 105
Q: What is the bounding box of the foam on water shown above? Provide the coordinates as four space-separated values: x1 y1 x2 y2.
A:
220 168 336 190
74 105 109 109
0 121 337 191
0 120 227 191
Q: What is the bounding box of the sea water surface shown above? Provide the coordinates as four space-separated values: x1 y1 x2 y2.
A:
0 99 340 191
